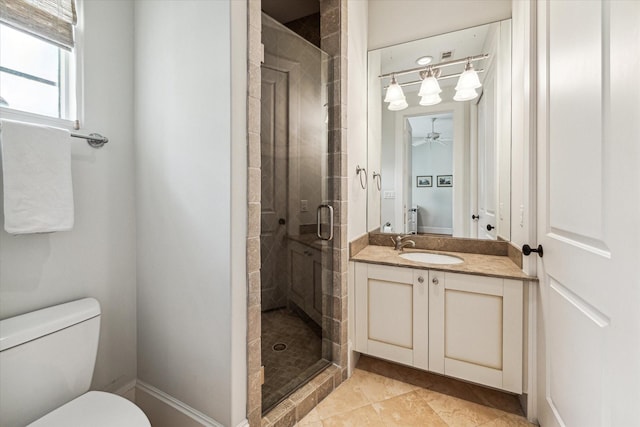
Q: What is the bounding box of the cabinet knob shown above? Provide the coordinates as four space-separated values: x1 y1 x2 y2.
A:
418 276 424 283
432 277 439 285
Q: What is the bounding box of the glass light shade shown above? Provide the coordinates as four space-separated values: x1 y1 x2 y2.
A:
455 67 482 91
453 88 478 101
419 93 442 106
384 77 405 103
418 76 442 97
388 99 408 111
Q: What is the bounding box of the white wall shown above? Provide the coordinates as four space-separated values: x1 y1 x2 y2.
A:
368 0 511 50
348 0 369 241
0 0 137 394
134 1 246 426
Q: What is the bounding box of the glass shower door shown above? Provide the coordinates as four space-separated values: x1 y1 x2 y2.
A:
260 13 333 413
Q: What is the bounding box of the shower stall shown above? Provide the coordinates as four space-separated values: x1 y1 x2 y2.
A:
260 14 334 413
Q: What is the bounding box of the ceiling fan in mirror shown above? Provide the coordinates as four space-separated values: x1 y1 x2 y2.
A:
412 118 452 147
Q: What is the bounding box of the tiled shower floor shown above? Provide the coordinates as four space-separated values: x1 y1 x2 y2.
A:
262 308 326 412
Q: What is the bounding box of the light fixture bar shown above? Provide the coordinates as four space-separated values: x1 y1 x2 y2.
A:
383 69 485 90
378 53 489 79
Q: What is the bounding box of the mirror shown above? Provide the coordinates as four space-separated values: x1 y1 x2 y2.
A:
367 20 512 241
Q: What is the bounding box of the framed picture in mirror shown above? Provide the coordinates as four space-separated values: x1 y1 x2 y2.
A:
437 175 453 187
417 176 432 187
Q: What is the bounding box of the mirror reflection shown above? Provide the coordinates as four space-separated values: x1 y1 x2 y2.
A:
368 20 512 241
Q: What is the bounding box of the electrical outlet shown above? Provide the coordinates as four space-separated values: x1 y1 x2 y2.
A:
300 200 308 212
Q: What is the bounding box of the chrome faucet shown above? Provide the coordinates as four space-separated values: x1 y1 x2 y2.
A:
391 235 416 252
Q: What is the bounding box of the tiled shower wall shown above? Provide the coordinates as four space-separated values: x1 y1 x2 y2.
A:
321 0 349 381
245 0 348 426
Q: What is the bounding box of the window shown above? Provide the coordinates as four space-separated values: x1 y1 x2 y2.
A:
0 0 79 122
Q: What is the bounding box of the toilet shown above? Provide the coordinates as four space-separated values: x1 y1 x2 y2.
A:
0 298 150 427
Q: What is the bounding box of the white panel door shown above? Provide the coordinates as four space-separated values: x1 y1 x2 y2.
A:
536 2 640 426
477 75 498 240
260 66 289 311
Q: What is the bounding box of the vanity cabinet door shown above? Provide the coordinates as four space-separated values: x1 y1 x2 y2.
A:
289 241 323 325
354 263 428 370
429 272 523 393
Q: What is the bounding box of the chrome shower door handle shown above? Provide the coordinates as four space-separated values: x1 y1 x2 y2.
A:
317 204 334 241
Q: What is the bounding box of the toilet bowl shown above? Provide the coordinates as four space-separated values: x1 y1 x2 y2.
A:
0 298 150 427
28 391 149 427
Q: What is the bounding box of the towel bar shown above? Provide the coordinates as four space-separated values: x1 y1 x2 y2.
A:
70 132 109 148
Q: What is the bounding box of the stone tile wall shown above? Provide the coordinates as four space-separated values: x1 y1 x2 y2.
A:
247 1 263 425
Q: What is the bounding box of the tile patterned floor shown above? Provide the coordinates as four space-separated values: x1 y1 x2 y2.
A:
262 309 324 412
295 358 537 427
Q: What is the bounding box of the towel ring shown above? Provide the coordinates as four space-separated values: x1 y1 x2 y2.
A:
372 171 382 191
356 165 367 190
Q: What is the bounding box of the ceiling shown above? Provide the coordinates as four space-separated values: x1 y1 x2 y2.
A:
408 113 453 140
262 0 320 24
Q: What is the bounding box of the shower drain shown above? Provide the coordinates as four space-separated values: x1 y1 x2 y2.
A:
272 343 287 352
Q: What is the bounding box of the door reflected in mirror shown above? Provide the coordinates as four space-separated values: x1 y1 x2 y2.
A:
368 20 512 241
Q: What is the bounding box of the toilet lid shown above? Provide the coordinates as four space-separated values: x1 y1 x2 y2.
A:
28 391 151 427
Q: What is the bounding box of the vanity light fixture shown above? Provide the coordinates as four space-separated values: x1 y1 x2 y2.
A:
453 87 479 101
419 93 442 106
388 99 409 111
380 53 488 108
384 75 408 111
384 75 406 103
453 59 482 101
418 67 442 106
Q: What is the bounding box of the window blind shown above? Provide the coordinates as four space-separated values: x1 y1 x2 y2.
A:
0 0 77 50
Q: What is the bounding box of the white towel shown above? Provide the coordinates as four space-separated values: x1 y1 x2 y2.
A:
1 119 74 234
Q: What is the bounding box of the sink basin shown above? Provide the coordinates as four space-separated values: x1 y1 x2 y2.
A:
399 252 464 265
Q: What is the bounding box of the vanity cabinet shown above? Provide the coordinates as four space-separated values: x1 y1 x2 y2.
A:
429 272 523 393
289 241 323 325
353 263 523 393
354 263 429 370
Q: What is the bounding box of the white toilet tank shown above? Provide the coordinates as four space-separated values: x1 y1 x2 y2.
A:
0 298 101 427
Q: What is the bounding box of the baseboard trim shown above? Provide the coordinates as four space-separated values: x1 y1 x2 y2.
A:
136 380 225 427
113 379 137 394
112 379 137 401
417 226 453 235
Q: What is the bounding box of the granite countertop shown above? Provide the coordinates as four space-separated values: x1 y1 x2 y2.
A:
351 245 537 281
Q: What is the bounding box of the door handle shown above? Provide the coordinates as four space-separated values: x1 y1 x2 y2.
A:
522 244 543 257
316 204 334 241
